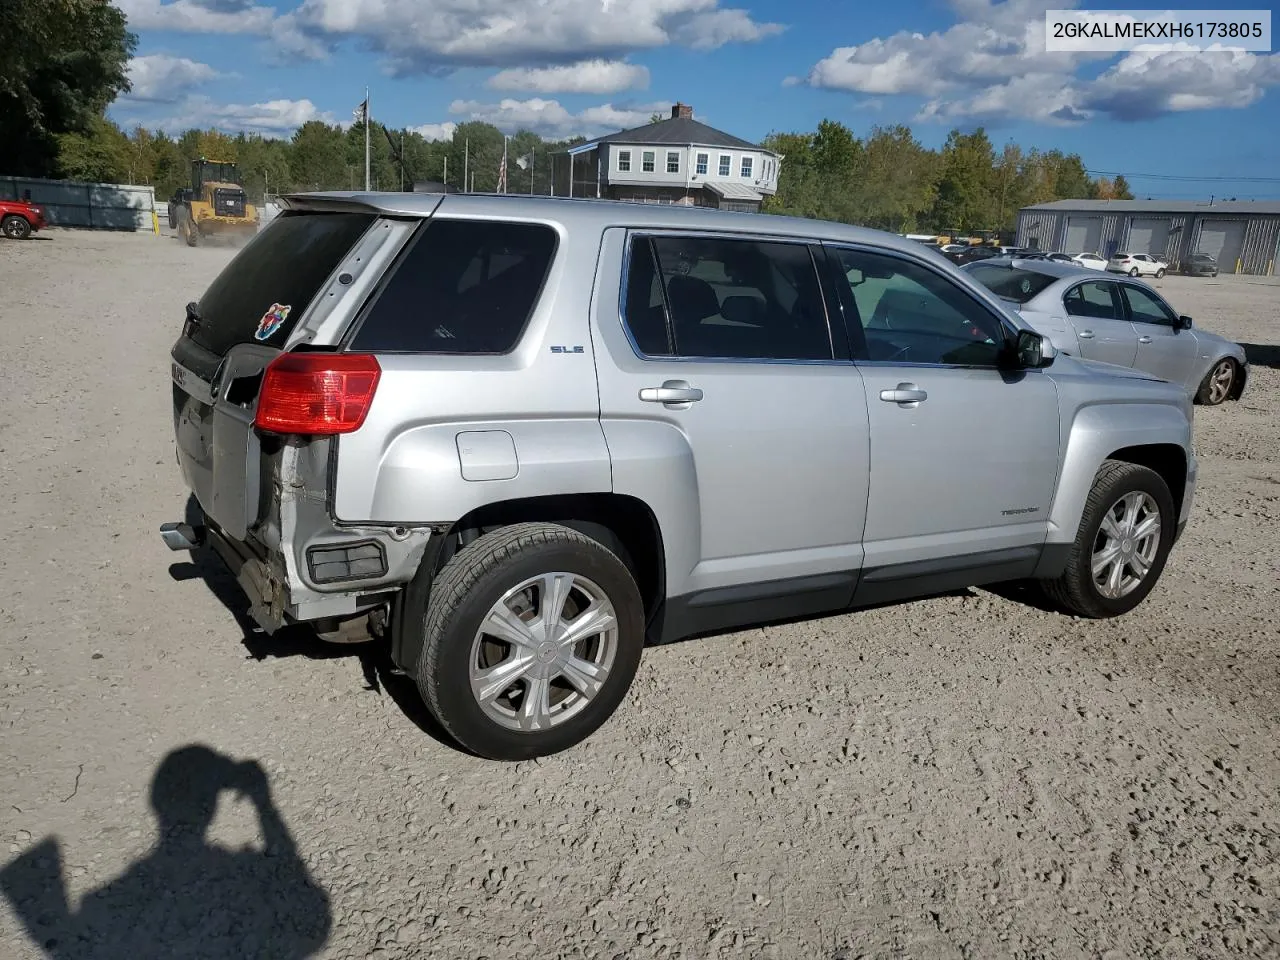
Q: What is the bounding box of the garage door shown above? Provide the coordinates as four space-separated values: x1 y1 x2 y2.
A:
1064 217 1104 254
1196 219 1247 273
1126 217 1170 257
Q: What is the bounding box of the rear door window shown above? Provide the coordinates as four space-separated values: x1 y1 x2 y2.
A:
191 211 376 355
1064 281 1123 320
351 218 558 354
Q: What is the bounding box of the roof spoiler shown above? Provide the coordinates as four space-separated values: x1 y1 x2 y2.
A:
278 191 444 218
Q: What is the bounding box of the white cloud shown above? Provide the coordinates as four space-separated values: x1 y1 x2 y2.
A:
144 96 335 136
289 0 782 72
116 0 276 33
801 0 1280 124
487 59 650 95
669 8 785 49
1083 46 1280 120
412 122 458 142
446 97 669 139
122 55 220 102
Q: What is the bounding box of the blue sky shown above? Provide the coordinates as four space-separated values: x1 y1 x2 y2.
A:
108 0 1280 199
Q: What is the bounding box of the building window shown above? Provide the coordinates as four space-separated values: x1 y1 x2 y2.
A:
741 156 754 178
617 150 631 172
667 151 680 174
718 154 731 177
696 153 708 176
642 151 655 172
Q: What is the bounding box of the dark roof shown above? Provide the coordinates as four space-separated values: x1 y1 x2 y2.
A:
583 116 764 152
1022 199 1280 215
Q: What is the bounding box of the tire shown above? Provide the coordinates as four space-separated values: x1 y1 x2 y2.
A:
1195 358 1237 406
1155 268 1166 278
2 214 31 240
1041 459 1176 619
415 522 645 761
1129 267 1140 277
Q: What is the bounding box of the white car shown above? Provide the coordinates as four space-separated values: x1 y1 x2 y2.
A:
1108 252 1168 278
1072 252 1108 270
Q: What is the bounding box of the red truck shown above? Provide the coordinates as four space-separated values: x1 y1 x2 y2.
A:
1 198 48 239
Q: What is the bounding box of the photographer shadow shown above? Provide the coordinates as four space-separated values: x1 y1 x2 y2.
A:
0 745 331 960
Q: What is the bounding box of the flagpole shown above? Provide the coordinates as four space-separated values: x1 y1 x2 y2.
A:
363 87 371 191
530 149 535 195
463 138 469 194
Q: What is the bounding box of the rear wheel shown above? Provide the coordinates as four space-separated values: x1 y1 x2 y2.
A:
1129 267 1140 277
1196 358 1237 405
1042 460 1175 619
2 215 31 240
415 522 645 760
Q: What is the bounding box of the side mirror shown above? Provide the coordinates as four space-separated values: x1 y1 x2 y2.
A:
1179 315 1193 329
1016 329 1055 368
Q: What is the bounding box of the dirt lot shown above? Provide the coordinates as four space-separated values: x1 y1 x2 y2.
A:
1 228 1277 960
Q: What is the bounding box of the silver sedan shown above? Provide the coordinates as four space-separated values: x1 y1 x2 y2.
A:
962 257 1248 405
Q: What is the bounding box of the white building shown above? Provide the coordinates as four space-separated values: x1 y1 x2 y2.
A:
557 103 782 213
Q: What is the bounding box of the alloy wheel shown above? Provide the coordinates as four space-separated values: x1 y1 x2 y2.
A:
1091 491 1162 600
468 572 619 732
1207 360 1235 404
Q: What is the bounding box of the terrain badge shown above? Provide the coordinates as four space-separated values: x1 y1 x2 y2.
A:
254 303 292 341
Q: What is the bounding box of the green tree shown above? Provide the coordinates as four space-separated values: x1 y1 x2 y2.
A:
448 121 504 192
2 0 136 176
931 128 996 233
54 114 130 181
854 125 938 232
1112 174 1133 200
289 120 346 190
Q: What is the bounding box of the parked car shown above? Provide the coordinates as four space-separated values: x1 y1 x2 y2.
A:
963 257 1246 405
1182 253 1219 277
1071 252 1108 271
162 194 1200 760
0 198 47 239
947 245 1002 266
1108 252 1168 278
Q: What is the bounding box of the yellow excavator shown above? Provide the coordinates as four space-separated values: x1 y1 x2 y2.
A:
168 158 259 247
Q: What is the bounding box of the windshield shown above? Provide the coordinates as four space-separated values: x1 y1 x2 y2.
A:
965 264 1057 304
190 211 376 355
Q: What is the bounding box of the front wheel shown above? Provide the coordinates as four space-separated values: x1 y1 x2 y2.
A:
1196 358 1237 405
1155 268 1166 278
416 522 645 760
1041 460 1176 619
2 215 31 240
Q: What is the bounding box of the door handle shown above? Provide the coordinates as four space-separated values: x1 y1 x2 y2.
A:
1077 330 1095 339
639 380 703 406
879 382 927 405
1138 335 1153 344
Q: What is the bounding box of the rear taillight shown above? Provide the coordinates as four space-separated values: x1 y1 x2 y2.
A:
254 353 381 435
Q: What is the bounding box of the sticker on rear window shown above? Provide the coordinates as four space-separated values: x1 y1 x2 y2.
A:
254 303 292 341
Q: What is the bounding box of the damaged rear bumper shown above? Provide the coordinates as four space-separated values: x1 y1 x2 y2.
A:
160 513 431 636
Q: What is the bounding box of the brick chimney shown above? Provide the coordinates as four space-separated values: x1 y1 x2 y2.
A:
671 102 693 120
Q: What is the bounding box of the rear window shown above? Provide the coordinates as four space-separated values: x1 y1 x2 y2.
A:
350 218 558 354
192 211 375 355
965 264 1057 304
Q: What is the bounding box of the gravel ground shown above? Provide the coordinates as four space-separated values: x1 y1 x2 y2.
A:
1 228 1277 960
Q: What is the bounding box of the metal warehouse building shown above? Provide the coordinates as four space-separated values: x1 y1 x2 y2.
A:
1014 199 1280 276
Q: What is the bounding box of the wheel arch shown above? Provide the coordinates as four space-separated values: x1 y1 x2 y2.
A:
1045 402 1191 554
391 493 667 672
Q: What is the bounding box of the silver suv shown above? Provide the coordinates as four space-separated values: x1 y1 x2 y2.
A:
162 194 1198 760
